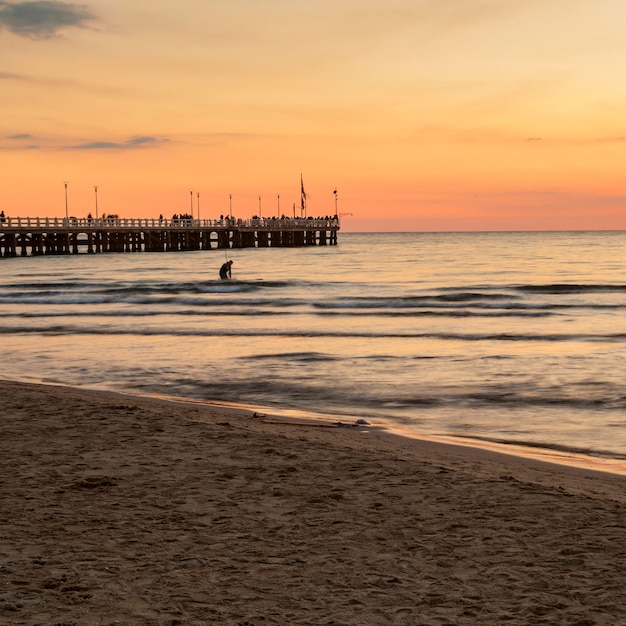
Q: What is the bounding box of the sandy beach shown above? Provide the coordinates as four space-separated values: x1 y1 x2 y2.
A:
1 380 625 625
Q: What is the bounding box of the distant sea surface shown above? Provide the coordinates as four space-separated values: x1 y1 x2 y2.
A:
2 231 626 471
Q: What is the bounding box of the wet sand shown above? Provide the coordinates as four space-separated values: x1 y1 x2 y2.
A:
1 380 625 625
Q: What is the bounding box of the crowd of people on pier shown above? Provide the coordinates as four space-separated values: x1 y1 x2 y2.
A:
84 213 120 224
0 211 340 229
169 213 194 224
253 214 339 222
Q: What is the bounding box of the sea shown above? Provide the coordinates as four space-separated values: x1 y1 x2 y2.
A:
1 231 625 473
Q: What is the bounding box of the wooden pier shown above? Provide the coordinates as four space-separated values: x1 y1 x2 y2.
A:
0 216 339 257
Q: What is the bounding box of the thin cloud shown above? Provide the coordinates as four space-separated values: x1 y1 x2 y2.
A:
0 1 95 39
0 134 169 151
0 71 29 80
69 136 169 151
0 132 39 149
0 69 135 98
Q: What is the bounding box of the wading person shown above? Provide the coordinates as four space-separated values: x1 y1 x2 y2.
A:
219 260 233 280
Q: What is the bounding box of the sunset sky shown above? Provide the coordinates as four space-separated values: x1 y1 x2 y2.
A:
2 0 626 231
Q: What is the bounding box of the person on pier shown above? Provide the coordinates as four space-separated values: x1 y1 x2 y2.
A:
219 260 233 280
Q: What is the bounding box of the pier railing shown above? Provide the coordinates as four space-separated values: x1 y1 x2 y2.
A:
1 216 339 230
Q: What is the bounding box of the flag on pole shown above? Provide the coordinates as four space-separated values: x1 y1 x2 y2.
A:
300 174 307 218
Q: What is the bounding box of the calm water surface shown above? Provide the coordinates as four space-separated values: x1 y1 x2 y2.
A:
1 231 625 471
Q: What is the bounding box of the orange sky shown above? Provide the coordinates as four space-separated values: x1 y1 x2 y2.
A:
2 0 626 231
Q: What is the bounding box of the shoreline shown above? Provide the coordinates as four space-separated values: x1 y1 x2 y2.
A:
92 384 626 478
7 376 626 484
2 379 626 624
5 377 626 508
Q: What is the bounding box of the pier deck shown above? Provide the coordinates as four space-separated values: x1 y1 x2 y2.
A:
0 217 339 257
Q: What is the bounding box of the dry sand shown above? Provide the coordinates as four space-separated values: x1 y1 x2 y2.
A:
1 380 625 625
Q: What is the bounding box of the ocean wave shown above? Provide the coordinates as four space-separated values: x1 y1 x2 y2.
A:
0 279 295 301
0 308 554 319
1 325 625 342
515 283 626 294
0 295 304 308
314 309 555 318
0 296 118 305
0 309 290 319
243 351 340 362
312 298 626 312
314 295 519 308
455 391 626 410
449 434 626 461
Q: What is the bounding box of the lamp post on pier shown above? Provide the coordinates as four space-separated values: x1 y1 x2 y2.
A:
229 194 232 219
197 192 200 222
189 189 193 218
63 181 69 220
94 185 99 219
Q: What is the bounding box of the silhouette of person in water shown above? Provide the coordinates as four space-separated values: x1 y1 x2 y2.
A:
219 260 233 280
